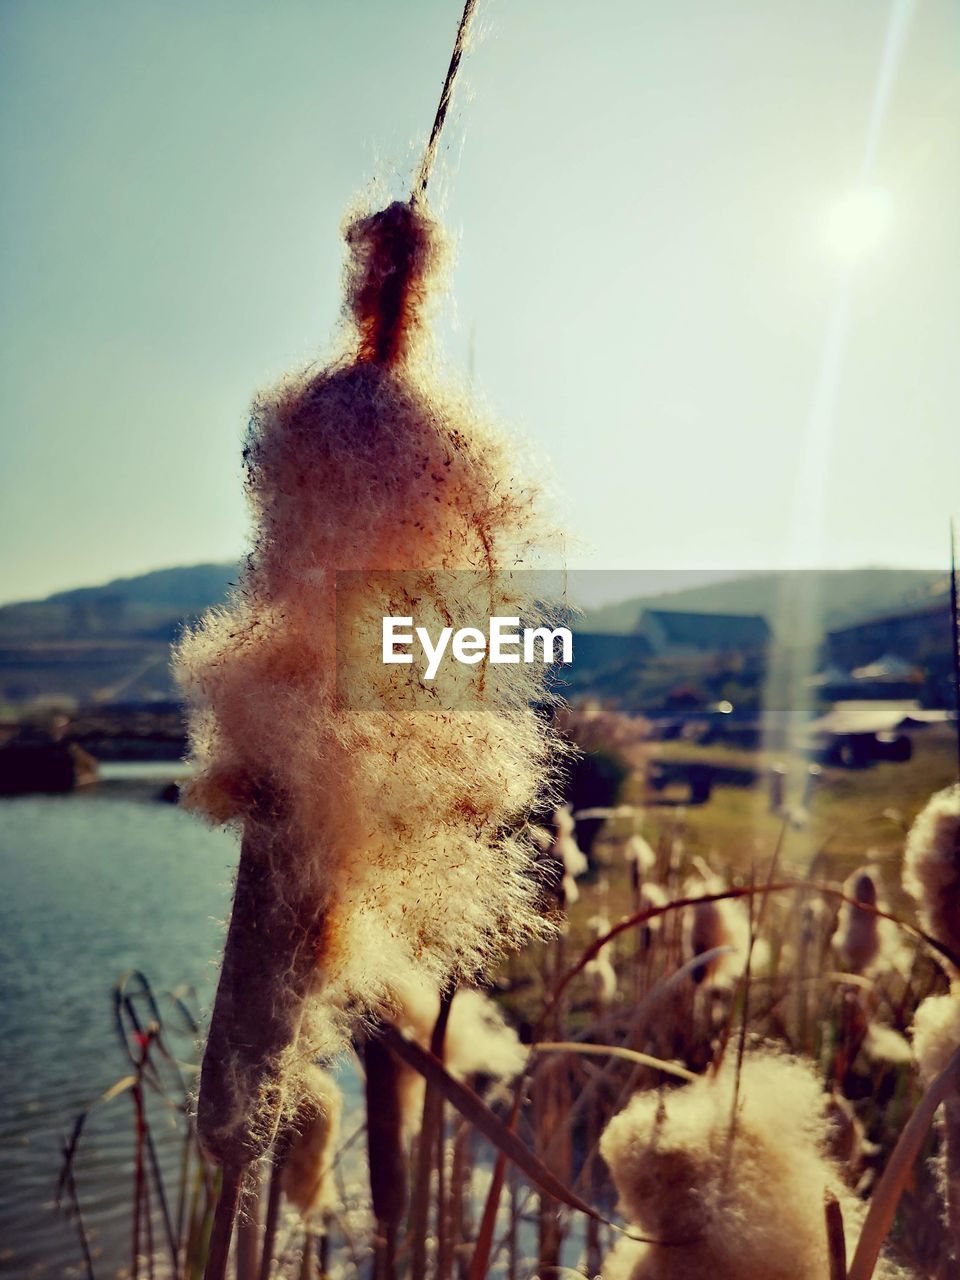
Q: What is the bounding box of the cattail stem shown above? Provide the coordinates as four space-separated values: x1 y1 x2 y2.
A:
825 1191 847 1280
435 1101 449 1280
204 1163 245 1280
364 1035 407 1280
411 0 479 204
235 1164 261 1280
199 810 321 1169
849 1046 960 1280
410 986 456 1280
943 1093 960 1253
298 1229 314 1280
258 1133 292 1280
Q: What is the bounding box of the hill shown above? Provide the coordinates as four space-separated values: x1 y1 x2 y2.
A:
579 568 948 636
0 563 948 709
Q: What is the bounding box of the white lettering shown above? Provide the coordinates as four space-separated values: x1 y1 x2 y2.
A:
381 617 573 675
451 627 487 665
383 617 414 664
523 626 573 664
489 616 521 663
417 625 453 681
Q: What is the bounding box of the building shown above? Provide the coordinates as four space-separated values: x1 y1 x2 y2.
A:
826 597 952 670
634 609 770 658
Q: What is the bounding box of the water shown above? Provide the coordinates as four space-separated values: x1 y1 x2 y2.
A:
0 782 238 1277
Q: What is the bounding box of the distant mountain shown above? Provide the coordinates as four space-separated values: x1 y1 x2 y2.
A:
0 563 239 708
0 562 948 709
0 563 238 642
578 569 949 637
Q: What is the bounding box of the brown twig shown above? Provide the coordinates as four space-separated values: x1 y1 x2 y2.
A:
411 0 480 205
258 1130 293 1280
364 1035 407 1280
410 985 456 1280
825 1190 847 1280
204 1163 245 1280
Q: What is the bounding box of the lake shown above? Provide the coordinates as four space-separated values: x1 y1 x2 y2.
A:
0 769 240 1278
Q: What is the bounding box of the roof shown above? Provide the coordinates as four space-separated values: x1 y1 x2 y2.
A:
808 699 954 736
850 653 919 681
637 609 770 650
827 593 951 639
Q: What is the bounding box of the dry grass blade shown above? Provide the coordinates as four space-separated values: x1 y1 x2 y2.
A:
380 1024 692 1247
532 1042 699 1083
848 1045 960 1280
541 880 960 1031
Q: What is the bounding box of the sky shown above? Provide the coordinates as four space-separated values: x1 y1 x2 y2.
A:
1 0 958 606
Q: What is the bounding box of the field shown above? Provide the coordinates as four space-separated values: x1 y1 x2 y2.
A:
55 722 960 1280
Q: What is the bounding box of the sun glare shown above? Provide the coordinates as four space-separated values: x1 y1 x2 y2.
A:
823 184 895 260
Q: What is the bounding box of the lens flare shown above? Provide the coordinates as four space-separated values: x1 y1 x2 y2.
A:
823 185 894 260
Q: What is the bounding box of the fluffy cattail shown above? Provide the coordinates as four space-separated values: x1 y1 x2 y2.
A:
599 1052 902 1280
903 785 960 973
389 978 528 1132
281 1065 342 1220
834 868 882 975
912 993 960 1255
547 803 587 908
686 876 767 991
585 914 618 1007
392 978 527 1082
624 834 656 877
175 201 558 1162
553 804 589 877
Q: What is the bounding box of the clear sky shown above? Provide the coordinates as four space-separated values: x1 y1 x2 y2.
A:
1 0 958 606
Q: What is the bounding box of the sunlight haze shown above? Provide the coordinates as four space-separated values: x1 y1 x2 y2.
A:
1 0 958 604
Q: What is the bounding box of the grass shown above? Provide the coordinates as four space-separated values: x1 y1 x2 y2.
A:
56 723 960 1279
644 725 957 883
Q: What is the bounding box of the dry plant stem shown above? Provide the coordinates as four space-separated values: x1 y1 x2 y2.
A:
542 880 960 1030
411 0 479 204
298 1230 314 1280
258 1132 292 1280
435 1110 449 1280
199 810 321 1167
121 1000 180 1274
204 1164 244 1280
848 1045 960 1280
410 987 456 1280
825 1191 847 1280
536 1059 563 1277
382 1024 677 1243
364 1035 406 1280
62 1161 96 1280
131 1034 150 1280
235 1164 261 1280
451 1123 471 1280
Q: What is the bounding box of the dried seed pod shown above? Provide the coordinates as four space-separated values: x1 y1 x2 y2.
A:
282 1065 342 1221
598 1052 904 1280
834 868 881 977
912 992 960 1256
903 784 960 974
175 201 559 1162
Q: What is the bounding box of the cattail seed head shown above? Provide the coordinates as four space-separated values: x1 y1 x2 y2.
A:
175 199 561 1153
903 785 960 973
599 1052 903 1280
834 868 881 976
281 1064 342 1221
